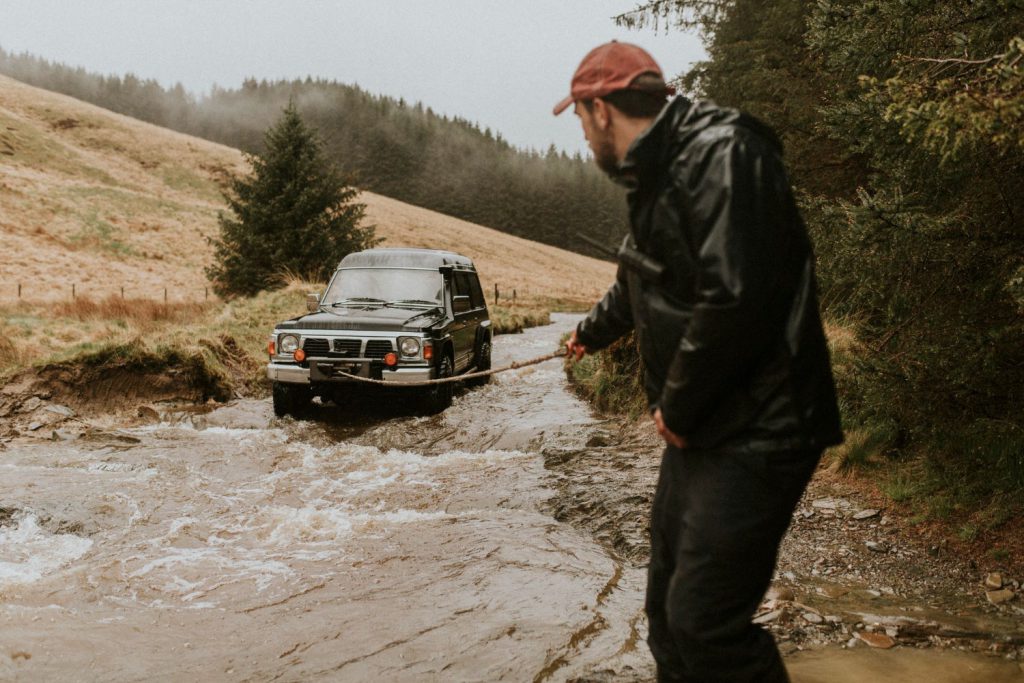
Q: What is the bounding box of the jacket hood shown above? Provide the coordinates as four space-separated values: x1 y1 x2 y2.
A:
617 96 783 187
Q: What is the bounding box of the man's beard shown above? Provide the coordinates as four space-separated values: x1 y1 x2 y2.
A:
591 134 619 177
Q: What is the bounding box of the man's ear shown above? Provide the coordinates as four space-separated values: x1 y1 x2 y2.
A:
591 98 612 130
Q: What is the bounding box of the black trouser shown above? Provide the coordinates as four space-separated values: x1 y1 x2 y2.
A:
645 445 820 683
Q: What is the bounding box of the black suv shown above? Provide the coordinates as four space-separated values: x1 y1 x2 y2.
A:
267 248 492 416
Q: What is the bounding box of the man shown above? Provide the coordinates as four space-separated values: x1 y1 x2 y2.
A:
556 42 843 682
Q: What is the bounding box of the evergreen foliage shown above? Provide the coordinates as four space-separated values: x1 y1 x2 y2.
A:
0 49 626 258
207 103 376 297
616 1 1024 501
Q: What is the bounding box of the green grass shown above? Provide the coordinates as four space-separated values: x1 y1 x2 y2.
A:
70 210 138 257
564 333 648 419
490 304 550 335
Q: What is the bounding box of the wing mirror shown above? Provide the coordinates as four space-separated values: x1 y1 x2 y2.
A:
306 292 321 312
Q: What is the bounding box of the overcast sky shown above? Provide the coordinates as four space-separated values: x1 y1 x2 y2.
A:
0 1 705 154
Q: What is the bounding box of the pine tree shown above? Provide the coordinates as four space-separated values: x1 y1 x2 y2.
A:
206 102 378 296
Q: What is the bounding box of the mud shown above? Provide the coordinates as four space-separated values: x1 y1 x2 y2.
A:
1 315 1022 682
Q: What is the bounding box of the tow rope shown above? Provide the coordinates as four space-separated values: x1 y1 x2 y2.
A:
331 349 567 387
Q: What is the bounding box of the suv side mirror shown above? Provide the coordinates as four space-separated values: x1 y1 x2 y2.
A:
306 292 321 312
452 295 471 314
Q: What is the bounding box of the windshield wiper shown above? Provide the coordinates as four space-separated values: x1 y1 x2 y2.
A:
383 299 440 309
329 297 386 308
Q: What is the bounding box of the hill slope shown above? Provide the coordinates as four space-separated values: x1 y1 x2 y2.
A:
0 74 615 306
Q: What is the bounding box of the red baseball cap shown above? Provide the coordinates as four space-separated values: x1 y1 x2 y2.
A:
553 41 669 115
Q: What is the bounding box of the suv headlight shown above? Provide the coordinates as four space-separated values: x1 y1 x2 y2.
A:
399 337 421 357
279 334 300 354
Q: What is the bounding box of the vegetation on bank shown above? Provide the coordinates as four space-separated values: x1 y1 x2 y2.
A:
0 48 626 259
568 0 1024 544
0 287 556 402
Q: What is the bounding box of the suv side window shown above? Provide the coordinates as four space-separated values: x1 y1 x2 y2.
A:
468 275 485 310
453 272 472 302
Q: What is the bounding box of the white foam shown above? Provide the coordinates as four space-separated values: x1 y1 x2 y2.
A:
0 514 93 588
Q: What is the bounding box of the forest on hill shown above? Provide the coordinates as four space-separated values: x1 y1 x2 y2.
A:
614 0 1023 515
0 47 626 257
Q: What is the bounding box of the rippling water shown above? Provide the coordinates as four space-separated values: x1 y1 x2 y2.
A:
0 315 649 681
2 315 1019 682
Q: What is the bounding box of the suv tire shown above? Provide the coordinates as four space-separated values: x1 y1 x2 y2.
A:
273 381 312 418
423 353 454 414
467 335 491 387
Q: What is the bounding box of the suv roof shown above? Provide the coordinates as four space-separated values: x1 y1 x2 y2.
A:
337 248 475 270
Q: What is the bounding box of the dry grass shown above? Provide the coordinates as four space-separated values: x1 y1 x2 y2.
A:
51 296 216 325
0 74 615 311
0 74 617 394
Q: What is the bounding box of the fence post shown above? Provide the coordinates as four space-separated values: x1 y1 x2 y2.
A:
205 287 209 301
494 284 499 306
513 288 517 303
17 283 21 299
164 288 168 304
72 283 76 300
120 286 124 299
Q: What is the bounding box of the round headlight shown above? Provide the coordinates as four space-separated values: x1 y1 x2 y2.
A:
279 334 299 354
399 337 421 356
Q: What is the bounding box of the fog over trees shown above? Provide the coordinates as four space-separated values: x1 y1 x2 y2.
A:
0 47 627 258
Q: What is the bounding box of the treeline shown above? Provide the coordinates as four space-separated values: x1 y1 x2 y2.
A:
0 47 626 256
619 1 1023 503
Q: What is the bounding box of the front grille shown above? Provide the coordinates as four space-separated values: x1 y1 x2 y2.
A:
302 338 331 357
333 339 362 357
365 340 393 359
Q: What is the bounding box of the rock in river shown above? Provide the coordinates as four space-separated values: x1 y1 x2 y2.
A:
984 572 1004 590
985 589 1015 605
856 631 896 649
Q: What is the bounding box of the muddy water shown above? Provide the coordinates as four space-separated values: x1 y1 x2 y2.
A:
0 315 646 682
1 315 1020 681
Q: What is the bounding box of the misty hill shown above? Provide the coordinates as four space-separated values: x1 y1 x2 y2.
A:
0 48 627 257
0 74 614 305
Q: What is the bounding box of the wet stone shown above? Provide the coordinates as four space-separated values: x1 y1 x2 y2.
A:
50 429 77 441
137 405 160 421
44 404 74 417
19 396 43 413
857 631 897 649
985 572 1004 590
812 497 851 510
753 609 784 625
986 589 1015 605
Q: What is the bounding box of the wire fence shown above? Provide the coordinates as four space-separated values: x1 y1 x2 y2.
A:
0 283 218 305
0 282 535 307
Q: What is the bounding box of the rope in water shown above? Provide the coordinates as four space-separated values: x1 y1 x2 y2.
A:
330 348 567 387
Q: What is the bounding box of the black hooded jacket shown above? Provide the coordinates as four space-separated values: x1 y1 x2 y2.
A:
576 96 843 452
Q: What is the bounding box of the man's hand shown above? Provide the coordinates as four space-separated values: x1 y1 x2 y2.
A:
566 330 588 361
653 408 687 449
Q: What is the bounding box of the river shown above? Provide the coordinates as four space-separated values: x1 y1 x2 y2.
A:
1 315 1021 681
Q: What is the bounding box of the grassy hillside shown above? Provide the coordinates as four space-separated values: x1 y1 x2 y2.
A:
0 49 628 259
0 74 615 396
0 73 615 305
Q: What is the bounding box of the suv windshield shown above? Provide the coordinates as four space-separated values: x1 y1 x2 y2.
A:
323 268 443 307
